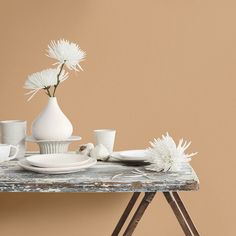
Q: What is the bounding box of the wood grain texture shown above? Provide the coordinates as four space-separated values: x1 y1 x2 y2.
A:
0 161 199 193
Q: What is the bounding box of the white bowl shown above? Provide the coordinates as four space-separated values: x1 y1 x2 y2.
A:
26 136 81 154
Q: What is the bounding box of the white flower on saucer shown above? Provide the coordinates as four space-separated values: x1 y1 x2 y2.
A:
147 133 197 172
47 39 86 71
24 68 68 101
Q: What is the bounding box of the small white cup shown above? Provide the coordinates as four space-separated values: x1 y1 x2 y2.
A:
0 120 26 159
94 129 116 154
0 144 19 163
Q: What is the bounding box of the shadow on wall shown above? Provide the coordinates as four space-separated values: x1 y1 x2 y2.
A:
0 193 130 236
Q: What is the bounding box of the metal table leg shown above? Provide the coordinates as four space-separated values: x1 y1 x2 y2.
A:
112 192 141 236
123 192 156 236
164 192 200 236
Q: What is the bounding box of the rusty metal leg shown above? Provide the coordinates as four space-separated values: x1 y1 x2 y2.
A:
123 192 156 236
112 192 141 236
172 192 200 236
164 192 200 236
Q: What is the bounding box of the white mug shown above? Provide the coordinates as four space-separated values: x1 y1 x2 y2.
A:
0 144 19 163
94 129 116 154
0 120 27 159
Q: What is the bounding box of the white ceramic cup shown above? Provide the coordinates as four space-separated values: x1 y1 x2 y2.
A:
94 129 116 154
0 120 27 159
0 144 19 163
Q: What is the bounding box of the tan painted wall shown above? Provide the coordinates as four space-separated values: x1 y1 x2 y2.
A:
0 0 235 235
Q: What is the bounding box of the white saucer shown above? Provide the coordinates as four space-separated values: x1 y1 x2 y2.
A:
26 136 82 143
18 158 97 174
26 153 90 168
111 150 151 162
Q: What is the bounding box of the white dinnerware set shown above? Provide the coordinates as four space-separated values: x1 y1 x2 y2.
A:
0 121 151 174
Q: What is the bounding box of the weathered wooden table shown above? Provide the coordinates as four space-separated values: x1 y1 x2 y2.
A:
0 160 200 236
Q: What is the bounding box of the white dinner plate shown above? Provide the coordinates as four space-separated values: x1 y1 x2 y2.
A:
111 150 151 162
26 153 90 168
18 158 97 174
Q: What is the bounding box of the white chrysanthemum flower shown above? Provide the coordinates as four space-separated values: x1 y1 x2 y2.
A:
47 39 86 71
147 133 197 172
24 68 68 101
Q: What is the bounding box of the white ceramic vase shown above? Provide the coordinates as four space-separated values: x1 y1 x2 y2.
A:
32 97 73 140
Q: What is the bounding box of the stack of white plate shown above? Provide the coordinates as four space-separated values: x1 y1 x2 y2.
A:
18 154 97 174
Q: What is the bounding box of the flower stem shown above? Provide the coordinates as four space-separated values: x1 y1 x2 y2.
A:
44 86 52 97
53 61 66 97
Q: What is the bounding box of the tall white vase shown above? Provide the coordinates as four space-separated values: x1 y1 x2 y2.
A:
32 97 73 140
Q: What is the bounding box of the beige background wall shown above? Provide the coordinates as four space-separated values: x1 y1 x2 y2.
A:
0 0 235 235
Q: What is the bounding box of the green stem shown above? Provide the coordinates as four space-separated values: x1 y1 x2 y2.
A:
53 61 66 97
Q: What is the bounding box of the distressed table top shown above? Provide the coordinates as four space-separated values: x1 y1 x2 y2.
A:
0 158 199 193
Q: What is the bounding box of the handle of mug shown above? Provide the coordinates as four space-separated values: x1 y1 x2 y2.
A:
8 145 19 160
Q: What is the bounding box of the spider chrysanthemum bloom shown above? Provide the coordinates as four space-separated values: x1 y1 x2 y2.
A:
147 133 197 172
24 68 68 101
47 39 86 71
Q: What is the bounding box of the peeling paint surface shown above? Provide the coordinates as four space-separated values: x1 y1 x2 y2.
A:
0 160 199 192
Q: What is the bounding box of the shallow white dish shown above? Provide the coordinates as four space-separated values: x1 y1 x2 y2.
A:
26 153 90 168
111 150 151 162
119 150 149 159
18 158 97 174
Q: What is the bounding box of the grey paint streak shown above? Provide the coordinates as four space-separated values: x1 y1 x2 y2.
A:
0 161 199 193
